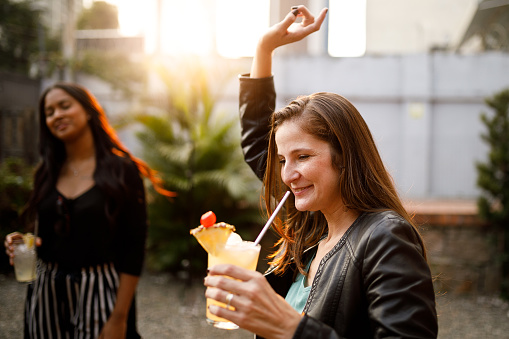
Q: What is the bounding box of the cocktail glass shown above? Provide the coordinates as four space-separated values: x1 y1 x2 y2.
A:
206 239 260 330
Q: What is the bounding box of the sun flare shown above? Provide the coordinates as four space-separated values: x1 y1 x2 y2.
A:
97 0 269 57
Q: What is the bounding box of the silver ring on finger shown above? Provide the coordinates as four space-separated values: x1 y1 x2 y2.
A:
226 293 234 309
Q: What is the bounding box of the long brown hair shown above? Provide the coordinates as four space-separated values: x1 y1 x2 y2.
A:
264 92 425 275
22 82 175 225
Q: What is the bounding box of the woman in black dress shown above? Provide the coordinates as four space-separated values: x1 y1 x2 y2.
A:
5 82 174 338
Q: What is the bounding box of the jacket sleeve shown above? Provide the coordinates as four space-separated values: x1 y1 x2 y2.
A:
239 74 276 180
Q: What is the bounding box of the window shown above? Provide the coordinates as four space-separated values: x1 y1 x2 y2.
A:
328 0 366 57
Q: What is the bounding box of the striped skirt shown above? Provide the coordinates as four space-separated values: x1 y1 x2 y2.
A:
24 261 140 339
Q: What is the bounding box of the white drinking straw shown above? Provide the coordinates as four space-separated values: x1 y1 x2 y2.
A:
254 191 291 246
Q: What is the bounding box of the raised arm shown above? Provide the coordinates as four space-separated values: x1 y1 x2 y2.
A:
240 6 328 179
251 6 328 78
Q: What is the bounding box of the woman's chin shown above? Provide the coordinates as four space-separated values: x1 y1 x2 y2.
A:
295 202 315 212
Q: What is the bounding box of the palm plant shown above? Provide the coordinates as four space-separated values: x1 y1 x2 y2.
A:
131 60 263 276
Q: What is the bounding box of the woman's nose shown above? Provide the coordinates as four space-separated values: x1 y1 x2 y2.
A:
53 108 65 117
281 162 299 185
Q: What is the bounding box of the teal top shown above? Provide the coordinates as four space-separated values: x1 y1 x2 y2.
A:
285 254 315 314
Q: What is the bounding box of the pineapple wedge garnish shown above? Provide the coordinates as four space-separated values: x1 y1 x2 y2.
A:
23 233 35 249
190 222 235 255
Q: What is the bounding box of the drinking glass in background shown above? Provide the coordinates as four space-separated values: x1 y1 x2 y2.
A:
12 233 37 282
206 235 261 330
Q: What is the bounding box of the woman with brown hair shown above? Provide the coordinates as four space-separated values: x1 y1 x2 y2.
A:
204 6 437 339
5 82 174 338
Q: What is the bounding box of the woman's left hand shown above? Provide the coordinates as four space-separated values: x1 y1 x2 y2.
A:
205 264 302 339
98 314 127 339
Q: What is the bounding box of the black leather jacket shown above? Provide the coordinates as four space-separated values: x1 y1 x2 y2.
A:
239 75 438 339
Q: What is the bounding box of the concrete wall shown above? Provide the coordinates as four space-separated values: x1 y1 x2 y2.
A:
265 52 509 199
39 51 509 201
423 224 501 295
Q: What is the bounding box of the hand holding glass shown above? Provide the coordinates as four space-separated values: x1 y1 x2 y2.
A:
200 191 290 329
206 237 261 329
12 233 37 282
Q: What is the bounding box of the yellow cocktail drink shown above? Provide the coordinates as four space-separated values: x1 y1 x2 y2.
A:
206 239 260 329
190 211 261 330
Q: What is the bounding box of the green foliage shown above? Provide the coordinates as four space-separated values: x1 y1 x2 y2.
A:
131 61 263 276
72 51 146 96
0 157 34 225
0 157 34 272
77 1 119 30
0 0 40 74
477 88 509 299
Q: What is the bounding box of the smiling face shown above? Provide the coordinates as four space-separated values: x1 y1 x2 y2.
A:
276 119 343 216
44 88 91 143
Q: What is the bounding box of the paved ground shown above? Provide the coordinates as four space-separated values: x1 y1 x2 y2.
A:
1 272 509 338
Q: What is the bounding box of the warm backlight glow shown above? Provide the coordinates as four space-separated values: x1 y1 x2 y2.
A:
215 0 270 58
100 0 156 52
328 0 367 57
160 0 214 56
100 0 269 57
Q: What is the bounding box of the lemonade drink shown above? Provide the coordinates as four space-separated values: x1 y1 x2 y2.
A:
13 233 37 282
206 238 260 329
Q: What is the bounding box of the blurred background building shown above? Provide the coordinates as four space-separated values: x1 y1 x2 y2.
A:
3 0 507 199
1 0 509 295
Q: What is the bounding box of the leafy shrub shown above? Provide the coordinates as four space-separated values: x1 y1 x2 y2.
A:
477 88 509 299
0 157 34 272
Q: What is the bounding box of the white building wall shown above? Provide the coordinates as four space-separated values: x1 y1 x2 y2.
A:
266 52 509 199
365 0 479 54
79 50 508 201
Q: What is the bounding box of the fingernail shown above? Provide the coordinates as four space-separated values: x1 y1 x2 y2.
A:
291 9 299 16
208 305 218 314
291 6 299 10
